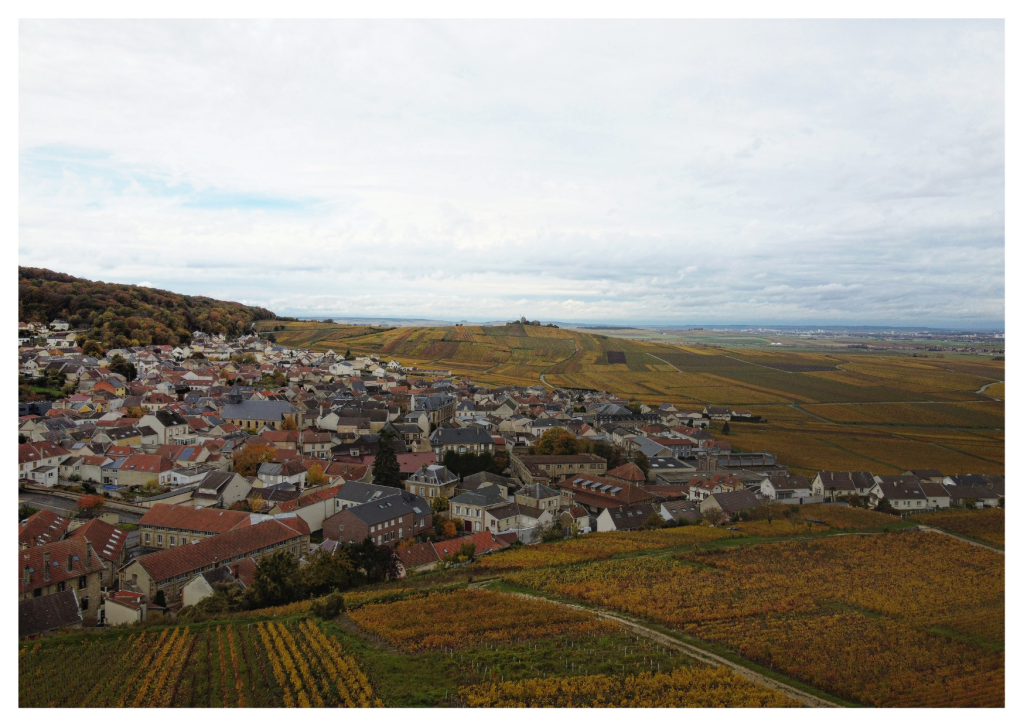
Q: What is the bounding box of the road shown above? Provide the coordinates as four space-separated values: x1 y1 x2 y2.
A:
19 491 143 524
539 339 580 389
976 380 1003 399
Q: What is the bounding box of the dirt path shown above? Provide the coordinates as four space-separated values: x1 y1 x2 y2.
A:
499 589 838 708
915 525 1004 554
976 380 1003 399
539 339 580 389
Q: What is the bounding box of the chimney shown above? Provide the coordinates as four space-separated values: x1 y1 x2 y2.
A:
86 546 92 569
23 567 30 586
43 552 51 581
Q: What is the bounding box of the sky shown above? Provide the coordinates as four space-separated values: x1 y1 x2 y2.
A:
19 20 1005 327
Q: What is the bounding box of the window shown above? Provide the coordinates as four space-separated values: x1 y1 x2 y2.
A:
144 533 151 545
370 525 375 533
57 581 65 592
81 596 89 611
169 536 176 546
419 518 424 527
430 488 436 497
418 486 424 495
157 534 163 545
33 588 42 598
377 535 382 545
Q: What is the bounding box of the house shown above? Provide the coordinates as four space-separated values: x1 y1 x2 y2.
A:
704 406 732 421
395 531 510 576
484 502 553 537
458 470 515 499
941 474 1004 508
66 519 129 589
114 454 175 489
120 517 310 605
138 503 253 549
269 484 345 533
194 471 252 508
515 482 561 513
660 501 704 524
167 464 219 487
510 453 607 485
429 426 495 456
322 491 432 546
404 464 460 500
139 409 195 445
103 590 155 627
596 503 662 532
19 509 70 549
811 471 875 501
559 505 592 534
700 489 763 518
868 476 930 512
220 400 302 431
648 456 697 484
181 558 257 608
18 441 71 481
605 462 647 484
19 590 83 639
410 393 456 426
332 480 405 513
920 481 952 509
760 475 815 502
254 460 308 489
449 485 508 533
19 539 105 625
553 474 654 514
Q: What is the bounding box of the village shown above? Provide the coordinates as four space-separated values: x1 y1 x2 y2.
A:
18 320 1005 638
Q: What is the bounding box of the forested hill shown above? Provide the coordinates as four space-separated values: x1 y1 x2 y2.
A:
18 267 277 348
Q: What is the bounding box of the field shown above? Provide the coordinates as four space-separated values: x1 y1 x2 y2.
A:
257 320 1003 474
910 508 1005 548
506 531 1004 707
18 619 376 707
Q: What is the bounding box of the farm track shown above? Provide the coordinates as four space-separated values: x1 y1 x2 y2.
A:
976 380 1003 399
499 589 839 708
540 339 580 389
915 525 1004 554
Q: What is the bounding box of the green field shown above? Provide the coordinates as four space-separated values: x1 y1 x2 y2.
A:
257 321 1004 475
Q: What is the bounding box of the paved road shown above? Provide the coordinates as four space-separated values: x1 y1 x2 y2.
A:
18 491 143 524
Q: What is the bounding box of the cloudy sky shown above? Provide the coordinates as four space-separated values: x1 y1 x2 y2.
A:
19 20 1004 327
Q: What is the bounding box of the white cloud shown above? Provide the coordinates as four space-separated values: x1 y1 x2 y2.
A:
18 19 1004 326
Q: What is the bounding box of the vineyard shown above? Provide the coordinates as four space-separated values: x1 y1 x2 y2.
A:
19 619 377 707
457 666 801 707
910 508 1005 547
506 531 1004 707
349 589 618 652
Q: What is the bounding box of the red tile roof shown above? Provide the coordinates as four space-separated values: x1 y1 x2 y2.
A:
67 519 128 562
19 539 105 593
272 484 344 513
138 503 252 533
606 462 647 482
19 509 70 547
132 519 308 583
118 454 174 473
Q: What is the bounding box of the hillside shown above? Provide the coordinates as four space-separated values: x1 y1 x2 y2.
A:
19 267 276 348
258 320 1004 475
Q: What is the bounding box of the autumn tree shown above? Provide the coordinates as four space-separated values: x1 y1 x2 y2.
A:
233 440 277 477
306 463 327 488
81 340 104 358
372 431 402 489
535 428 581 456
76 494 105 514
633 451 651 477
281 416 298 431
431 494 450 514
125 405 144 418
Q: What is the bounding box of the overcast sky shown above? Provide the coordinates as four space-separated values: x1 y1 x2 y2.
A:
19 20 1004 327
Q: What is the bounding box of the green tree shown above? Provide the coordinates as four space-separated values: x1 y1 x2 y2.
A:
721 422 731 435
108 354 137 382
431 495 450 514
372 431 402 489
81 340 104 358
633 451 650 477
18 504 39 521
442 451 503 479
643 512 665 530
179 583 245 621
243 549 308 609
343 538 401 584
302 548 356 597
538 521 565 543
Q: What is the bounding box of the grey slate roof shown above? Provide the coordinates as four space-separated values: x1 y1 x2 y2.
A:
430 427 494 446
335 481 403 505
343 492 430 526
220 400 299 421
19 590 82 639
450 484 506 508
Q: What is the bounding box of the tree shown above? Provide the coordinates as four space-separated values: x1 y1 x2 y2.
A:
228 499 253 512
231 352 257 365
372 431 402 488
81 340 104 358
626 401 643 415
18 504 39 521
125 405 144 418
442 451 503 479
535 428 580 456
243 549 308 609
431 495 449 514
281 417 298 431
876 498 898 515
306 463 327 488
578 439 625 469
250 494 266 512
643 512 665 530
343 538 401 584
108 354 137 382
721 422 731 435
179 583 245 621
848 493 862 508
76 494 105 514
139 479 162 496
232 440 277 477
538 521 565 543
703 507 729 526
633 451 650 477
302 548 356 597
441 520 457 539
